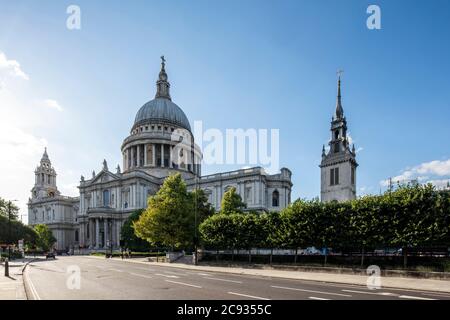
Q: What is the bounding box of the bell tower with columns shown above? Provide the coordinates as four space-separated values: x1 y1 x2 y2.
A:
31 147 60 199
320 73 358 202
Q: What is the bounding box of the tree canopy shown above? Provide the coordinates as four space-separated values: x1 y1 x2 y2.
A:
199 184 450 267
220 187 246 214
133 173 194 250
0 197 19 220
34 224 56 251
121 209 151 251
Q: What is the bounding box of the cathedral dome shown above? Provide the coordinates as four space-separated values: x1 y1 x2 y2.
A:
134 98 191 131
133 56 191 132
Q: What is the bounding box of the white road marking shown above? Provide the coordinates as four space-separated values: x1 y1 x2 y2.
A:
26 272 41 300
134 267 155 272
422 292 450 298
155 273 179 278
228 292 270 300
203 277 243 284
165 280 202 288
342 289 395 296
129 273 153 279
309 296 330 300
197 273 211 276
399 295 435 300
271 285 352 297
164 270 187 276
107 268 124 273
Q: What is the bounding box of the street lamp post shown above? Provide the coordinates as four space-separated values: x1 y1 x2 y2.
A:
194 176 198 266
109 212 113 258
7 200 18 260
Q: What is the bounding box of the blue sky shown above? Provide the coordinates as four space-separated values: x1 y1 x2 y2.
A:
1 0 450 219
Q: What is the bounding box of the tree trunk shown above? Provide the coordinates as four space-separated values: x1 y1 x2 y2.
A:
403 247 408 269
231 249 234 262
324 251 328 266
248 249 252 264
216 249 219 262
270 248 273 265
294 248 298 264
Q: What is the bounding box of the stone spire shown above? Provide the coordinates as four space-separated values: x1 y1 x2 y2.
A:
155 55 171 100
41 147 50 164
335 75 344 119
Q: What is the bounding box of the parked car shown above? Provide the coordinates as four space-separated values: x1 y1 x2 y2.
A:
45 251 56 259
305 247 322 255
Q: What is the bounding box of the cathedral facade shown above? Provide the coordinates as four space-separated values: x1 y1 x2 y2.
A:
29 58 293 251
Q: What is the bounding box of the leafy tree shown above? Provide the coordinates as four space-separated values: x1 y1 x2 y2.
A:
121 209 150 251
0 197 19 220
199 213 238 261
34 224 56 251
281 200 320 263
190 188 215 248
0 215 37 245
236 213 262 263
190 188 215 223
388 183 443 267
221 187 246 214
133 173 194 251
260 211 284 264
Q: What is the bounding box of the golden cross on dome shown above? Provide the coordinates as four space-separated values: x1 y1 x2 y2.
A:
336 69 344 79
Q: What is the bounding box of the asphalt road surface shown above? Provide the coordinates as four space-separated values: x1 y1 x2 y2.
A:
25 256 450 300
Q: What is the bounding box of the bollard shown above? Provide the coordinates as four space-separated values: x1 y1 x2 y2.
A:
4 258 9 277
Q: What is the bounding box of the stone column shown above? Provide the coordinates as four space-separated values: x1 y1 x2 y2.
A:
137 145 141 167
95 218 100 249
116 219 121 248
169 145 173 168
161 144 165 167
111 219 116 248
80 223 85 247
89 220 93 248
127 148 131 170
144 144 147 166
152 144 156 166
104 218 108 249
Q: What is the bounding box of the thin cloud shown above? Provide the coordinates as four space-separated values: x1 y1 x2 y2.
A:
380 158 450 187
40 99 64 112
0 51 29 80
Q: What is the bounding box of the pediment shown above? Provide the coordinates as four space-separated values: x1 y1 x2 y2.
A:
90 170 120 185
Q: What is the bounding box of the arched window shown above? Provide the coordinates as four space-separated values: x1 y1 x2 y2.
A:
75 230 79 242
334 130 339 140
272 190 279 207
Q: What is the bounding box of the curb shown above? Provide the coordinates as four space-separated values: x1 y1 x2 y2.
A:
22 258 40 300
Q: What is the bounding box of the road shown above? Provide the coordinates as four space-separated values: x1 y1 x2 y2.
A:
25 256 450 300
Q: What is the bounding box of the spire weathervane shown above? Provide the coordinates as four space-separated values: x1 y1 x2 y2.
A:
335 69 344 119
156 55 171 100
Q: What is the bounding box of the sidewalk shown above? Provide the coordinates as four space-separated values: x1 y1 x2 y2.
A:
0 258 32 300
93 256 450 294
